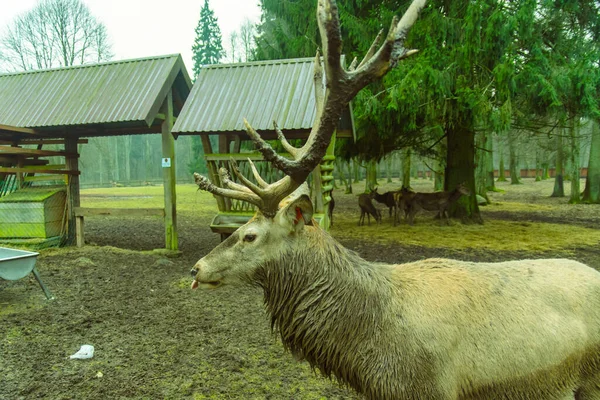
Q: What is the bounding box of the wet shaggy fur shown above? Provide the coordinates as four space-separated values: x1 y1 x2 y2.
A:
249 226 600 400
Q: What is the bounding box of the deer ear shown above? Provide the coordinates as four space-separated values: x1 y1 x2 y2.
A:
277 194 314 231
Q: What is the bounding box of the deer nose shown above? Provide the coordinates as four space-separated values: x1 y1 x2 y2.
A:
190 268 198 277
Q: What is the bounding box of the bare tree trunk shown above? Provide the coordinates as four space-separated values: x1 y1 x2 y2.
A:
569 117 581 204
475 131 489 203
365 160 378 192
538 138 550 181
485 133 495 190
402 148 412 189
445 121 481 223
497 135 507 182
335 158 347 188
552 130 565 197
583 121 600 204
411 158 419 180
541 150 550 180
433 139 446 191
508 130 521 184
582 120 600 203
0 0 112 71
385 156 393 183
535 146 542 182
345 160 353 194
352 159 360 183
395 152 402 182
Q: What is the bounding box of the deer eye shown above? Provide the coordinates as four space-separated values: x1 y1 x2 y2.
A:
243 234 257 243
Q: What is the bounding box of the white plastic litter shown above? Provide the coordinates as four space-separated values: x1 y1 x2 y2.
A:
69 345 95 359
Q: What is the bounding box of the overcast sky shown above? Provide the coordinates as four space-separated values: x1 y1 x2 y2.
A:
0 0 261 73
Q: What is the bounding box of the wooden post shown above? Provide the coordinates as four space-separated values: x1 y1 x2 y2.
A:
16 157 23 189
75 216 84 247
65 136 80 245
232 135 241 153
218 135 232 211
201 135 226 212
161 90 178 251
218 135 229 153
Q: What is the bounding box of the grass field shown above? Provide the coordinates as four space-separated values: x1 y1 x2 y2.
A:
79 177 600 253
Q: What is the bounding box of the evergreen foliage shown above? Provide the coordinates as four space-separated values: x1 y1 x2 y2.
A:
254 0 600 211
190 0 224 176
191 0 224 78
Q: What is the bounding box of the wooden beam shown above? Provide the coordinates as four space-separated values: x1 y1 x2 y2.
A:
74 207 165 217
161 90 178 251
0 157 50 165
154 113 177 122
0 147 78 157
23 175 68 183
0 139 89 145
0 124 39 134
0 167 79 175
175 129 313 140
19 163 65 170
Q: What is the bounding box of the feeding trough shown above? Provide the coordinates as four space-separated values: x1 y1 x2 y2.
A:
0 247 53 300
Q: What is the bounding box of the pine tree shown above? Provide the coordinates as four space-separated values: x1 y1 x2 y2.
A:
189 0 223 175
255 0 600 216
191 0 224 78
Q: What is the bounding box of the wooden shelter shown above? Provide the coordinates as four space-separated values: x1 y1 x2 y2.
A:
173 57 355 238
0 54 192 250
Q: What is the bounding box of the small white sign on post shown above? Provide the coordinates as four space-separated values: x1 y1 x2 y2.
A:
162 158 171 168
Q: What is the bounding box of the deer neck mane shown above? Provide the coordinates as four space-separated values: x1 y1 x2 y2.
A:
254 226 398 384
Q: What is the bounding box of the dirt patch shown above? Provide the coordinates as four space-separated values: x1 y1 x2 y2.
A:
1 178 600 399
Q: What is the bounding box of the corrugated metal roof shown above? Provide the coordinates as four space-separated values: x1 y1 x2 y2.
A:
172 57 354 138
0 54 191 129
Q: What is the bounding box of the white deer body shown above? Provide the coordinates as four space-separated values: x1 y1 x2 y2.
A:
193 205 600 399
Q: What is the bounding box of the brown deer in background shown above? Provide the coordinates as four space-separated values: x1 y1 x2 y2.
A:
393 186 415 225
358 192 382 225
372 188 396 220
406 183 470 225
190 1 600 399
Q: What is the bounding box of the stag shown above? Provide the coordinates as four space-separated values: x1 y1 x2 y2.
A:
406 183 471 225
190 1 600 399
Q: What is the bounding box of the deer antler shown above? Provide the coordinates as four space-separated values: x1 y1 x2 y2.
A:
195 0 427 217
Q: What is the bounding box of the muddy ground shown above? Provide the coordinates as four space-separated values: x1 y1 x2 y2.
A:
1 178 600 399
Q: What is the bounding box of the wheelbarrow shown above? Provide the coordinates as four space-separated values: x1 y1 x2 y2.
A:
0 247 53 300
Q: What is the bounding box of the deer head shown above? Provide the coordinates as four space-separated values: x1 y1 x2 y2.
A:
191 0 427 289
455 182 471 196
